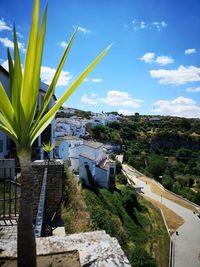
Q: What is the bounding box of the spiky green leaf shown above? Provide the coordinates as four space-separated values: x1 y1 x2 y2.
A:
12 25 22 129
30 44 112 144
29 4 48 127
31 29 77 133
20 0 39 137
7 48 14 93
0 114 18 145
0 82 17 131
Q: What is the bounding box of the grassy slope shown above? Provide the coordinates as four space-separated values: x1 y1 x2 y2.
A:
61 164 169 266
83 185 169 267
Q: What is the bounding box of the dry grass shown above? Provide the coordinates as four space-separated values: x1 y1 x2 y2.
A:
62 164 91 233
139 197 170 267
144 195 184 234
139 175 196 212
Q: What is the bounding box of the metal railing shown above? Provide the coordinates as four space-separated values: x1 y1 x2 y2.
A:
0 167 21 224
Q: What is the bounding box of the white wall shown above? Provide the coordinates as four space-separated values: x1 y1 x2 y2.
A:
58 142 69 161
95 166 109 188
0 71 10 158
79 155 93 185
81 145 105 164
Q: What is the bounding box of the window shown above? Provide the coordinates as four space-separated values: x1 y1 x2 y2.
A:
110 167 114 175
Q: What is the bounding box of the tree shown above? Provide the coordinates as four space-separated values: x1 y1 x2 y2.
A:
147 154 167 180
0 1 111 266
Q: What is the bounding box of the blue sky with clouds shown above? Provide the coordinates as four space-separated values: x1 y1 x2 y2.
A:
0 0 200 117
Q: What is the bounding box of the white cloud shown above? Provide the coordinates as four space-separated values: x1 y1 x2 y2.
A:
83 77 103 83
78 26 91 34
150 65 200 85
1 61 72 87
91 78 103 83
100 90 143 107
81 90 143 108
131 20 138 31
140 52 155 63
152 21 167 31
140 21 147 29
118 109 136 116
40 66 72 86
152 96 200 118
186 86 200 93
59 41 68 49
155 56 173 66
132 19 167 31
0 19 11 31
185 48 196 55
16 32 23 38
1 60 9 70
73 26 91 35
1 59 24 71
81 94 97 105
140 52 173 66
0 37 26 52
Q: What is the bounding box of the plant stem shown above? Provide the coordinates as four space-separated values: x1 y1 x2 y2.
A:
17 148 36 267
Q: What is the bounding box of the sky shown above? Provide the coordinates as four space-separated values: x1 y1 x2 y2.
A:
0 0 200 118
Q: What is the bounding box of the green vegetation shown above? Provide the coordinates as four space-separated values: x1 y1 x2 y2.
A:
61 162 91 233
91 115 200 204
42 141 54 160
84 185 169 267
60 161 169 267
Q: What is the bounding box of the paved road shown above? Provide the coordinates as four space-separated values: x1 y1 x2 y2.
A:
123 164 200 267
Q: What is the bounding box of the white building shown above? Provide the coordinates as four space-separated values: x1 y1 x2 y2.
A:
91 113 120 128
55 117 87 138
55 138 116 188
55 136 83 171
58 107 75 115
0 65 56 160
79 141 116 189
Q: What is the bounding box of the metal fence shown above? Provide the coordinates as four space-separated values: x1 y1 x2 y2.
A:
0 167 21 224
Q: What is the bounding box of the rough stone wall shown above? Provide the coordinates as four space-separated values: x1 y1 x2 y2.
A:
32 160 64 222
0 230 131 267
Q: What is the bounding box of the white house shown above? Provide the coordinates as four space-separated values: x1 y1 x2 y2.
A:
79 141 116 189
55 136 83 171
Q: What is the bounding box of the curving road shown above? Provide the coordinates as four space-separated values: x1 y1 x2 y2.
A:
122 164 200 267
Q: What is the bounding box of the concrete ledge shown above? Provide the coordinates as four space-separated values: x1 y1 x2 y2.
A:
0 231 131 267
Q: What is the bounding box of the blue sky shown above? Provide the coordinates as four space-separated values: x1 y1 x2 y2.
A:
0 0 200 117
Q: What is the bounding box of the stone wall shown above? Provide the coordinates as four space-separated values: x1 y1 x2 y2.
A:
32 160 64 222
0 230 131 267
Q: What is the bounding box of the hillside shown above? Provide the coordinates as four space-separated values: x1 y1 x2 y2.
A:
62 163 169 267
90 115 200 205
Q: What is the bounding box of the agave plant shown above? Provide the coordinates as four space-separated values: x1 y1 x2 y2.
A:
0 0 111 266
42 141 54 161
